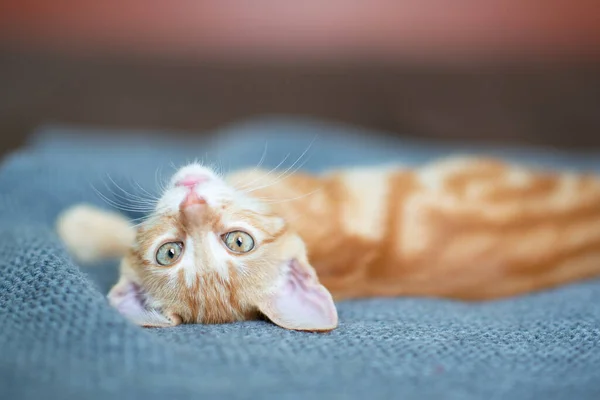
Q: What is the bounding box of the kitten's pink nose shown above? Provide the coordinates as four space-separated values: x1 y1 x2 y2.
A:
175 174 209 188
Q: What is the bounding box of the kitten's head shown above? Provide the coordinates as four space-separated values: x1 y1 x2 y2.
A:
110 163 338 331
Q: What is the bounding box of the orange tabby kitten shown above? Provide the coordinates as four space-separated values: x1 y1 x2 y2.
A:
57 157 600 331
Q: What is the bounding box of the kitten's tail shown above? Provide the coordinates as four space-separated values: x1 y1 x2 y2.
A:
56 203 135 263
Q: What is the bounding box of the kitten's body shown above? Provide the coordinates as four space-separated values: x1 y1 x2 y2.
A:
58 157 600 330
229 157 600 301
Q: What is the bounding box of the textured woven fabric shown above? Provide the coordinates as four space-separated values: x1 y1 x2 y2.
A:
1 118 600 400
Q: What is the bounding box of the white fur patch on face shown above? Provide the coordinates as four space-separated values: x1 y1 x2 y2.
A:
175 236 198 288
204 232 231 282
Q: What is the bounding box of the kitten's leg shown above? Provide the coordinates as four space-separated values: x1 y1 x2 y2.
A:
56 203 135 263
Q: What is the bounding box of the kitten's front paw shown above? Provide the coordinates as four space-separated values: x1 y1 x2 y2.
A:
139 313 183 328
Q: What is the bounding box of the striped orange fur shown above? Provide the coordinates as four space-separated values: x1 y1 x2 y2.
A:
228 157 600 300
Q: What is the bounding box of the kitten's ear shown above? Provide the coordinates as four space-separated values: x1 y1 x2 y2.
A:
107 275 179 328
257 259 338 332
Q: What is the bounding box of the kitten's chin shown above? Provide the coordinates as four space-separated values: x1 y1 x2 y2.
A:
170 164 219 188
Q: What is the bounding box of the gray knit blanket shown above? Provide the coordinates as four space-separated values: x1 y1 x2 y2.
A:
2 118 600 399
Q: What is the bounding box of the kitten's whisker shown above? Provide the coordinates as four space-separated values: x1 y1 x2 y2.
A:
128 214 150 222
131 180 161 202
101 185 157 208
244 137 316 194
154 166 166 196
209 160 225 179
259 187 323 204
230 141 271 190
129 218 151 228
129 213 160 228
248 141 269 173
214 159 224 179
95 180 157 210
226 159 232 177
255 141 268 170
99 179 157 209
237 153 291 192
156 165 171 195
128 205 172 227
91 186 155 213
161 173 171 194
104 174 157 204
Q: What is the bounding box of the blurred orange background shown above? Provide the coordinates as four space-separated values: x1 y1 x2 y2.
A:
1 1 599 156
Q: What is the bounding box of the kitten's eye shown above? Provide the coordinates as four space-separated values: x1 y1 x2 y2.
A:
155 242 183 266
222 231 255 253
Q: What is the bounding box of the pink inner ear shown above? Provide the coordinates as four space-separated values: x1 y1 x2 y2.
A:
109 281 148 317
108 279 173 327
260 259 338 331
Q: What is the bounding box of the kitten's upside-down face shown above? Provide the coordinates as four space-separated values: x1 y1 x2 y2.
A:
110 164 338 331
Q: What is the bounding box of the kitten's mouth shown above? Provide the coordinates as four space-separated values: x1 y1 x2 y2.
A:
175 174 210 188
180 191 207 209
